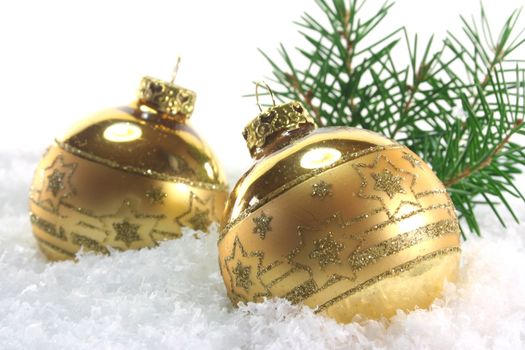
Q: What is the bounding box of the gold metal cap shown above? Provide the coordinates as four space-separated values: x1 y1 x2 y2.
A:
137 76 196 119
242 101 317 157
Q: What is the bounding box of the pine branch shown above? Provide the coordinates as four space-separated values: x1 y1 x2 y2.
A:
261 0 525 237
444 119 522 187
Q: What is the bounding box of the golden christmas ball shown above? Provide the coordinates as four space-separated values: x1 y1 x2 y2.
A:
218 100 461 323
29 76 228 261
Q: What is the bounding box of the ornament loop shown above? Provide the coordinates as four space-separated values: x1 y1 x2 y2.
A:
255 81 276 112
170 56 182 85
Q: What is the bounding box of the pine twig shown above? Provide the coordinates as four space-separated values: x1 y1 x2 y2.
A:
261 0 525 237
444 119 523 187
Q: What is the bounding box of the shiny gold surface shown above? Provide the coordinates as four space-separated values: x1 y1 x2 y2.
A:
30 146 227 260
221 127 394 230
138 76 196 119
29 78 227 261
57 105 226 189
218 103 461 323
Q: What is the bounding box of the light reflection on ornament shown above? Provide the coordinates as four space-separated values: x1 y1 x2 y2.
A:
139 104 156 114
204 162 215 180
173 182 190 194
248 196 260 207
300 147 342 169
103 122 142 143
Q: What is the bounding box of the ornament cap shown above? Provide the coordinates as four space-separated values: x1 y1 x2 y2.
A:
243 101 317 158
137 76 196 120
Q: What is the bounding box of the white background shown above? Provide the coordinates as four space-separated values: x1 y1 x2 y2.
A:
1 4 525 348
1 0 524 174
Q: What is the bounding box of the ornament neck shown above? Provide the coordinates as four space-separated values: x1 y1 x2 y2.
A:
137 76 196 122
243 101 317 159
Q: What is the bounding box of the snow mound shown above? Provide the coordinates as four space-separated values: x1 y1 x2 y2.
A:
1 151 524 349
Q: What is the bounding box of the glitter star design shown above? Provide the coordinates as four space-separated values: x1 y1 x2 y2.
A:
233 261 252 291
112 219 141 247
223 236 271 303
145 187 167 205
402 152 422 168
252 212 272 239
371 169 405 198
308 232 344 268
280 214 358 300
46 169 65 197
352 153 421 218
175 192 215 233
34 154 78 213
189 208 211 231
311 180 332 199
99 199 163 249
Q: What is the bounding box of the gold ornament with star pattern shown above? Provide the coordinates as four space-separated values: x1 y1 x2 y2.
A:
29 74 228 261
218 98 461 323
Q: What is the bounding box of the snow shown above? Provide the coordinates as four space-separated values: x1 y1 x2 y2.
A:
1 150 524 350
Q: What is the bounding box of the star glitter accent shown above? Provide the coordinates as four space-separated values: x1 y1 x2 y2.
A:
175 192 215 232
371 169 405 198
223 236 271 303
145 187 167 205
98 199 162 249
189 208 211 231
308 232 344 268
252 212 272 239
352 154 421 218
34 154 78 214
311 180 332 199
232 261 252 291
402 152 422 168
46 169 65 197
112 219 141 247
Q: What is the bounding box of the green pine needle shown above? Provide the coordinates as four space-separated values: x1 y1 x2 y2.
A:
261 0 525 237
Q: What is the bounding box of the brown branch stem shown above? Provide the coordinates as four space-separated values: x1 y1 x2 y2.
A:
444 120 521 187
